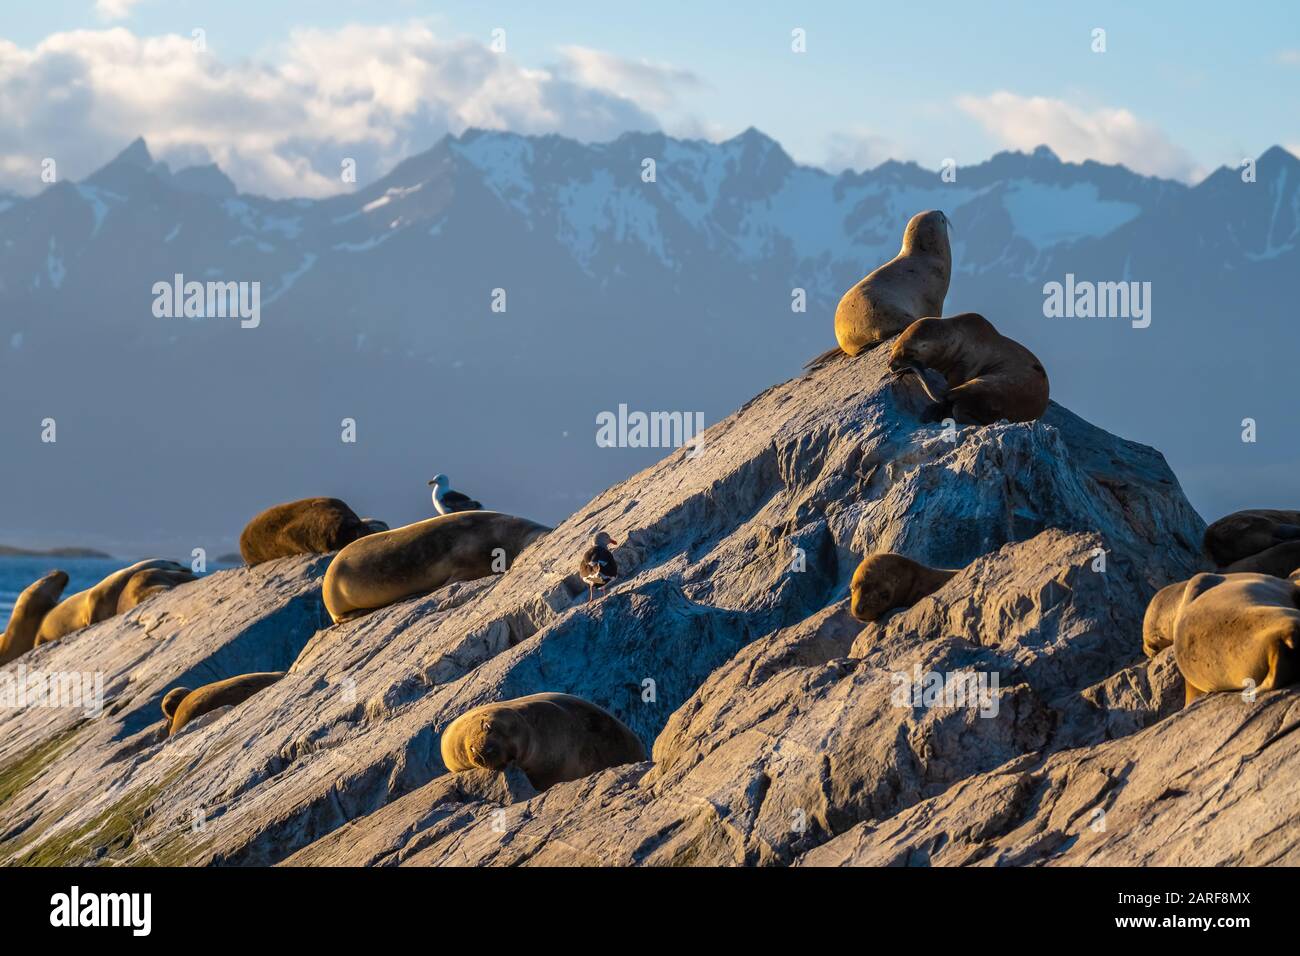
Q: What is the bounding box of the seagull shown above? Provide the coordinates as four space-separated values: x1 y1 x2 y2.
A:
580 531 619 603
428 474 482 515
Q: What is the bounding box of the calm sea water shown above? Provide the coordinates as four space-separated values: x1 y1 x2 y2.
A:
0 556 235 631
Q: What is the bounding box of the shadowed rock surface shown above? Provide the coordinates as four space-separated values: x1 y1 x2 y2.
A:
0 343 1216 866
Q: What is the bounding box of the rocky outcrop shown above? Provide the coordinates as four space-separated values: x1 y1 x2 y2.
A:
0 342 1212 866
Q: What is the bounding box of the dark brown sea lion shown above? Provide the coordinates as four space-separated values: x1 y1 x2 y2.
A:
440 692 646 791
164 672 285 736
808 210 952 367
849 553 957 623
0 570 69 666
888 312 1050 425
1223 540 1300 579
239 497 372 566
1203 509 1300 567
322 511 550 623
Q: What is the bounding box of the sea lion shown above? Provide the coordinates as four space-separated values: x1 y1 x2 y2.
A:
888 312 1050 425
849 553 957 623
359 517 390 534
0 570 70 666
1173 572 1300 706
322 510 550 623
1224 540 1300 579
440 692 646 791
165 672 285 736
1141 579 1188 658
1203 509 1300 567
809 210 952 367
35 558 189 646
116 568 198 615
238 497 372 566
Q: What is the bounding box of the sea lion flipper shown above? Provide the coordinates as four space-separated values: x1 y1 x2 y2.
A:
803 346 846 371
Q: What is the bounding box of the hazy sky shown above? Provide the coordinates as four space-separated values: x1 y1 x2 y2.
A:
1 1 1298 195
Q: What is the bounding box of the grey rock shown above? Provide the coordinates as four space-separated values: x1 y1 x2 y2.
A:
0 343 1206 866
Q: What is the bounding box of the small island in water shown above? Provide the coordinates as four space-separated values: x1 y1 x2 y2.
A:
0 544 115 558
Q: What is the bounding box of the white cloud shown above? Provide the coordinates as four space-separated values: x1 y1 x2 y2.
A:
0 23 669 197
95 0 144 20
822 128 905 173
1275 50 1300 66
956 91 1196 180
555 45 702 112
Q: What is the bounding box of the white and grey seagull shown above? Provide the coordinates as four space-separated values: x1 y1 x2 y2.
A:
428 474 482 515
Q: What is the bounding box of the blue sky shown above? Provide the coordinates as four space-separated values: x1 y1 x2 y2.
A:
2 1 1298 195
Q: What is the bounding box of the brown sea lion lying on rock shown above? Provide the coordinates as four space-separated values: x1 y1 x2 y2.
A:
163 672 285 736
441 692 646 791
322 511 550 623
116 567 198 614
888 312 1050 425
849 553 957 623
1204 509 1300 567
35 559 189 646
239 497 373 566
1173 573 1300 706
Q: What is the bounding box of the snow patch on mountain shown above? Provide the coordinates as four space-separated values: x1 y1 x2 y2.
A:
1002 181 1141 247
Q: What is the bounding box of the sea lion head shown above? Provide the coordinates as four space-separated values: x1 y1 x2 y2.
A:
850 555 909 623
6 567 69 634
901 210 952 259
160 687 192 726
463 708 528 771
888 316 950 375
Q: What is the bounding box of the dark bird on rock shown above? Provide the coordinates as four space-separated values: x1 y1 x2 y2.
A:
580 531 619 603
429 473 482 515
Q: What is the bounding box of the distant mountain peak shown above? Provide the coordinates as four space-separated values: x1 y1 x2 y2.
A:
110 136 154 169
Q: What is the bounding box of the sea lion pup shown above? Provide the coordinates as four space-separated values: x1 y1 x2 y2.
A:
35 558 189 646
0 570 69 666
238 496 371 566
1203 509 1300 567
1224 540 1300 579
1173 572 1300 706
888 312 1050 425
850 553 957 623
323 510 551 623
807 209 952 368
116 568 198 615
1141 579 1188 658
164 672 285 736
440 692 646 791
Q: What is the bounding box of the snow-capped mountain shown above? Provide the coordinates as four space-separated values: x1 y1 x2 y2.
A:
0 129 1295 553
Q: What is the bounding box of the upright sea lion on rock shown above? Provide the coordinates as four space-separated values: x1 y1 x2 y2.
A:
1203 509 1300 567
35 558 189 646
850 553 957 623
239 497 372 566
322 511 551 623
440 692 646 791
1173 572 1300 706
116 567 197 614
888 312 1050 425
808 210 952 367
0 570 69 666
164 672 285 736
